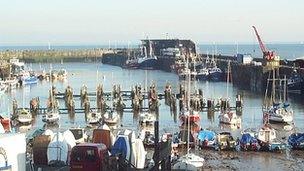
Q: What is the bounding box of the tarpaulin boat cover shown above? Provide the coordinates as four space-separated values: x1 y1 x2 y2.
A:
240 133 257 144
197 130 215 141
288 133 304 146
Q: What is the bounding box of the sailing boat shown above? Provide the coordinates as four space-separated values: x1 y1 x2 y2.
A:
179 58 200 124
257 69 288 151
43 87 60 124
263 69 293 124
218 61 241 126
173 56 204 170
16 87 32 124
139 70 156 125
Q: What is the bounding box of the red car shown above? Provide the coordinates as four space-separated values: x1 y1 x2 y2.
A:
70 143 109 171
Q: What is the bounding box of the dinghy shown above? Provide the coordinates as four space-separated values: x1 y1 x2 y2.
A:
219 111 241 125
288 133 304 150
197 129 216 148
240 133 260 151
173 153 205 171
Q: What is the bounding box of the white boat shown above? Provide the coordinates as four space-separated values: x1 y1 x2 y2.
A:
87 111 102 124
257 125 276 143
219 111 241 125
16 109 32 124
3 77 18 89
42 109 60 124
266 103 293 123
139 112 156 125
104 110 119 124
57 69 68 80
173 153 205 171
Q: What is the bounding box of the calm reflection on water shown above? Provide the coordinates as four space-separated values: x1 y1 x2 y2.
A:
1 62 304 137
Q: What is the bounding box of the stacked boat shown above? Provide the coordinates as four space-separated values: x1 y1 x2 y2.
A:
16 108 32 125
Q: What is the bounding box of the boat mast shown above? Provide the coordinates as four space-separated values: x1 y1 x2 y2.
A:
187 54 191 155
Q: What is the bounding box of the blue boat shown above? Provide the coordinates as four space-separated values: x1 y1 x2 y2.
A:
288 133 304 149
111 135 131 160
287 70 304 94
23 76 38 85
240 133 260 151
197 130 216 148
209 67 223 81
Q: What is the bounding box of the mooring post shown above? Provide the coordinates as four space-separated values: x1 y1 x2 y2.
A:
154 121 159 171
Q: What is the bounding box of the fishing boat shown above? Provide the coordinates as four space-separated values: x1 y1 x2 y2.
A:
257 124 286 151
215 132 236 151
137 40 158 70
16 108 32 124
208 53 222 81
197 129 216 149
240 133 260 151
22 75 38 85
139 112 156 125
196 68 209 81
104 110 119 124
287 69 304 94
87 111 102 124
288 132 304 150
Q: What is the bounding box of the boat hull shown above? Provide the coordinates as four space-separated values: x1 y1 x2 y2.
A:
138 58 157 70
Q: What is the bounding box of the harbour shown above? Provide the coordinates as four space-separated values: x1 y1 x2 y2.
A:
1 60 304 170
1 1 304 171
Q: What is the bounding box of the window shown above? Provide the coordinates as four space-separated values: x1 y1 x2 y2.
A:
85 149 97 162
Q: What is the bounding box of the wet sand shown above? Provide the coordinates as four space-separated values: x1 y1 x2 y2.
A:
200 149 304 171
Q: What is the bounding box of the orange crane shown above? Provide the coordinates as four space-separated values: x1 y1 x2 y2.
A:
252 26 275 61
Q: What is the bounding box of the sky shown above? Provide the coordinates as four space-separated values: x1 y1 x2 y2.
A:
0 0 303 46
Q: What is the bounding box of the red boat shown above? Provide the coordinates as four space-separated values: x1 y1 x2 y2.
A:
179 110 200 123
0 116 11 132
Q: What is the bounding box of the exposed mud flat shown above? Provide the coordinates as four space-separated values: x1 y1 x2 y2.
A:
199 149 304 171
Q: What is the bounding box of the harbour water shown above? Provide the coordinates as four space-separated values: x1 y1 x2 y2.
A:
1 62 304 133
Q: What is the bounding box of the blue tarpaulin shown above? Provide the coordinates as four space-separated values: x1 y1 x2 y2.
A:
288 133 304 147
240 133 257 144
197 130 216 141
